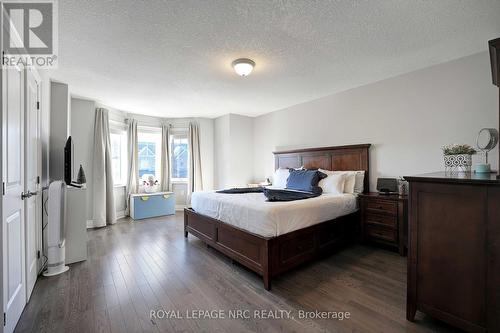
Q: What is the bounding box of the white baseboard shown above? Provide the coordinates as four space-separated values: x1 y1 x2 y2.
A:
175 205 187 211
116 210 127 219
86 219 94 229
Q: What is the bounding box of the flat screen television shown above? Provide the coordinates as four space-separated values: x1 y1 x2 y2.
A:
64 136 73 185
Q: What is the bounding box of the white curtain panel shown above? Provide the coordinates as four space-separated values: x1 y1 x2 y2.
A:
160 124 171 192
92 108 117 227
126 119 139 208
188 122 203 204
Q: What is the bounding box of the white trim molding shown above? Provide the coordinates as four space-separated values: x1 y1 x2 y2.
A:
175 205 187 211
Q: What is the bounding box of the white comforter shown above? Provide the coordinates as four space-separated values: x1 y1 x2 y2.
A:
191 191 358 237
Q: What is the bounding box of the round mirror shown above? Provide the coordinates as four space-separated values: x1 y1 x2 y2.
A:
476 128 499 152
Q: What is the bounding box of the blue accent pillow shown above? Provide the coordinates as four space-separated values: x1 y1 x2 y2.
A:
286 169 327 193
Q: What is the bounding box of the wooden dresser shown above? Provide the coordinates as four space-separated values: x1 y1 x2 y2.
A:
406 172 500 333
359 193 408 255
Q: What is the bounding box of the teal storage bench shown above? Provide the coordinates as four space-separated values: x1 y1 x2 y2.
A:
130 192 175 220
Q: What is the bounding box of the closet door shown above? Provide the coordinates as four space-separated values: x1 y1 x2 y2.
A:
2 65 26 333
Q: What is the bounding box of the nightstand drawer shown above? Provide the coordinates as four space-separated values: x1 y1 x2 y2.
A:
365 212 397 228
365 199 397 215
365 224 397 243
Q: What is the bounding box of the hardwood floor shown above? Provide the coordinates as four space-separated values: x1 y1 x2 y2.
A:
15 212 460 333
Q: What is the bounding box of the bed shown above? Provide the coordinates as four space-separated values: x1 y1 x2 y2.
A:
184 144 370 290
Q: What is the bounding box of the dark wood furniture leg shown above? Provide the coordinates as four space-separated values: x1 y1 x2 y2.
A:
184 209 188 238
406 305 417 322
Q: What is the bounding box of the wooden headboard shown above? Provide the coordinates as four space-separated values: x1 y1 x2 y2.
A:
273 144 371 193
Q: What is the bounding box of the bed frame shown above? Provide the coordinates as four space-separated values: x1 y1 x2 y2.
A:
184 144 371 290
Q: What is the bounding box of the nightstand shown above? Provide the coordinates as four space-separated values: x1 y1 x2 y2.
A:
359 192 408 256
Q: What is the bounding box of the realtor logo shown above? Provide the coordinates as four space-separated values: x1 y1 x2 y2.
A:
2 0 58 68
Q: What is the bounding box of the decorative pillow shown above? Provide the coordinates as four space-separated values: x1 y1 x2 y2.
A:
339 172 356 193
353 171 365 194
318 172 346 194
272 168 290 188
286 169 327 193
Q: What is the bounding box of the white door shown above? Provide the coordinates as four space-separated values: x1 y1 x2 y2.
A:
2 66 26 333
24 68 41 301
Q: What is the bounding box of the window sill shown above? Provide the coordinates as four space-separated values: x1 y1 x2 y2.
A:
171 180 188 184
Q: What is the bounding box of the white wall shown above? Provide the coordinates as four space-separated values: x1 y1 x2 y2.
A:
230 114 254 185
70 98 95 223
39 71 52 187
214 114 254 188
49 81 70 181
253 51 499 191
214 114 230 188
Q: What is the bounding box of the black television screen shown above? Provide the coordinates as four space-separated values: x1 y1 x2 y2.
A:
64 136 73 185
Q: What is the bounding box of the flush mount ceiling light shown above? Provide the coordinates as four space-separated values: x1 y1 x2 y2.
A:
232 58 255 77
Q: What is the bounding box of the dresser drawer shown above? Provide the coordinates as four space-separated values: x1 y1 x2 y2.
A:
365 223 397 243
365 199 397 215
365 212 397 228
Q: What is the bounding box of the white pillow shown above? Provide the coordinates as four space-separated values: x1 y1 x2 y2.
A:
272 168 290 188
353 171 365 194
319 172 346 194
328 171 355 194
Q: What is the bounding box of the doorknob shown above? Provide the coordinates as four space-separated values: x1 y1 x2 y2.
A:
21 191 37 200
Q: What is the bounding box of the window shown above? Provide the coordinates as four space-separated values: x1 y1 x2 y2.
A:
110 129 127 186
138 129 162 181
170 134 189 181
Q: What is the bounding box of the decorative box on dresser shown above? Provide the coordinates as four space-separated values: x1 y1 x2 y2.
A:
406 172 500 333
359 193 408 256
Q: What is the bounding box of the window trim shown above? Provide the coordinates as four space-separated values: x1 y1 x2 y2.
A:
170 132 189 183
110 126 128 187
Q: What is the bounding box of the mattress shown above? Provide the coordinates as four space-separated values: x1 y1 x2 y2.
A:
190 190 358 237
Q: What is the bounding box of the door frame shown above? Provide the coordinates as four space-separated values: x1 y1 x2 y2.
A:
1 3 4 333
0 11 3 333
24 67 42 301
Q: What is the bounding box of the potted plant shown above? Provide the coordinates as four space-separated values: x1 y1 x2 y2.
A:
442 144 476 173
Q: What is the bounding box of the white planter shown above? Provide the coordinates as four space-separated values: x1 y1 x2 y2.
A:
444 154 472 173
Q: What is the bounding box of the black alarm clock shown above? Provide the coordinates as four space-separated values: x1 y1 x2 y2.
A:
376 178 398 194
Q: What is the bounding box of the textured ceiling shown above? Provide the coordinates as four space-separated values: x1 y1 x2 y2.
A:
53 0 500 118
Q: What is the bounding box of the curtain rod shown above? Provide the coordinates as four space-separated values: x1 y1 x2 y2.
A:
124 118 173 127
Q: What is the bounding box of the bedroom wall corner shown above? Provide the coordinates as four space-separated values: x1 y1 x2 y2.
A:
214 114 254 189
214 114 230 189
196 117 215 191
